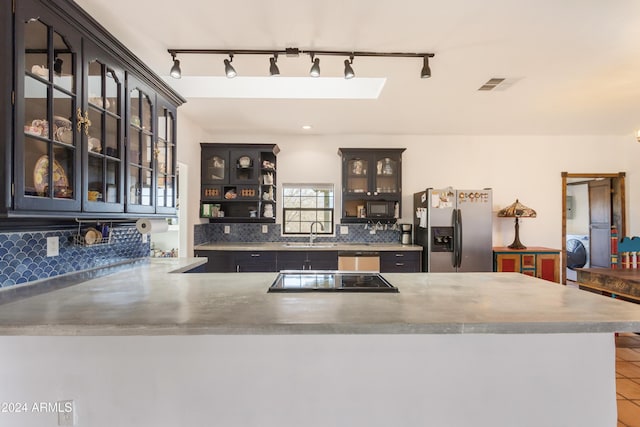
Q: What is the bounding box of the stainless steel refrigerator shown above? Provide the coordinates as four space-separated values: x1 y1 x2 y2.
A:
413 188 493 272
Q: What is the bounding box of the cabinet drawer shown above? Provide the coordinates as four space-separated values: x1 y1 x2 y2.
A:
380 251 421 272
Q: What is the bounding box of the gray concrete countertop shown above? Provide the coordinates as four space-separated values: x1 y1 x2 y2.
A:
194 242 422 251
2 258 640 336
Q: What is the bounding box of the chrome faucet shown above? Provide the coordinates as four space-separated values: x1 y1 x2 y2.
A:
309 221 324 244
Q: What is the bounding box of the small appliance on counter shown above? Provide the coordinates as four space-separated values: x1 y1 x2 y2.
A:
399 223 412 245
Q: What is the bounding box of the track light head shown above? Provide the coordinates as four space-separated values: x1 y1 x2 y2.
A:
169 54 181 79
309 54 320 77
224 54 237 78
420 55 431 79
269 55 280 76
344 56 355 79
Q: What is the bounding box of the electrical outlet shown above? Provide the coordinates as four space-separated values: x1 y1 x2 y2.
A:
224 225 231 234
46 236 59 257
262 225 268 233
340 226 349 235
142 234 148 243
57 400 75 426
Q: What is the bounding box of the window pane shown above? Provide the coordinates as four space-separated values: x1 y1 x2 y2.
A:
282 183 334 235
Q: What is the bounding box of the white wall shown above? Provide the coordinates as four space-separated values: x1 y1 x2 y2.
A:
181 124 640 254
567 183 590 235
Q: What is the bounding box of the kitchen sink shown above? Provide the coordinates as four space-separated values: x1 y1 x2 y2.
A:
282 243 337 248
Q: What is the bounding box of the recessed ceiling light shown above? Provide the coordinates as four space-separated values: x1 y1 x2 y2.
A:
302 125 312 130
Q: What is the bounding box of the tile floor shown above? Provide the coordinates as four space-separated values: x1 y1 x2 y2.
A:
616 333 640 426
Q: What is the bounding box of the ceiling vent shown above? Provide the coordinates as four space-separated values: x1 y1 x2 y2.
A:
478 78 506 91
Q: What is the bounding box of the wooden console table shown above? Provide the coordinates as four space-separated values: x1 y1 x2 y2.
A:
576 268 640 302
493 246 560 283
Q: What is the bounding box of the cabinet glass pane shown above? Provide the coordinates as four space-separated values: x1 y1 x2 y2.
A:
52 31 73 92
128 166 151 206
105 114 118 157
141 134 152 168
87 61 104 104
88 106 103 154
165 177 174 207
129 166 140 204
157 113 167 141
166 143 174 176
157 174 166 207
130 89 140 126
88 155 103 201
142 169 152 205
52 145 74 199
106 160 119 203
24 76 48 137
346 158 368 194
141 93 152 131
24 20 48 78
207 155 225 181
105 70 118 114
375 157 398 193
52 89 73 146
129 128 140 164
166 113 174 143
25 137 50 197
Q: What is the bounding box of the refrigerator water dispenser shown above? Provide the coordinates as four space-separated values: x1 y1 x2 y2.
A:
431 226 453 252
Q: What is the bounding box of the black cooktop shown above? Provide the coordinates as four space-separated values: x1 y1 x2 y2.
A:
268 271 398 293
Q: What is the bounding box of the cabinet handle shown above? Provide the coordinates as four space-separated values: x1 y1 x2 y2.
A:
250 253 261 257
395 253 404 257
236 265 240 272
396 263 405 266
76 108 92 136
76 108 83 133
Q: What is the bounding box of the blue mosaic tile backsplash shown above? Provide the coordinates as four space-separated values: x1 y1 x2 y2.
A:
194 223 403 245
0 227 148 288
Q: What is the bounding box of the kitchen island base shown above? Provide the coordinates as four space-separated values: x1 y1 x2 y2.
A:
0 333 616 427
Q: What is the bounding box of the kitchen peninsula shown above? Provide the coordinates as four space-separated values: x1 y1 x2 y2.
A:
1 258 640 427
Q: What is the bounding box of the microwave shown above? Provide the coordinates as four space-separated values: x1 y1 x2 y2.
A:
366 201 396 218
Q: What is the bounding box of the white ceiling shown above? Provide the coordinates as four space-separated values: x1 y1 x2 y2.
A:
75 0 640 136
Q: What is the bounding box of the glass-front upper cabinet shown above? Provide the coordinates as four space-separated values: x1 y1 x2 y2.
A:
15 4 81 211
156 95 177 214
372 154 400 195
344 155 370 195
127 77 155 213
82 40 124 212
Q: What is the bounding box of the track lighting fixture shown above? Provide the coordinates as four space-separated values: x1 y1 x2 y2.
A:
167 48 435 79
344 56 355 79
420 55 431 79
224 54 237 78
309 54 320 78
269 55 280 76
169 53 181 79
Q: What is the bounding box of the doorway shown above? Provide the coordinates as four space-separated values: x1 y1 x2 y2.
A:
561 172 626 284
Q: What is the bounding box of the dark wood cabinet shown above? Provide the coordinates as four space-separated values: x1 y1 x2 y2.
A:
1 0 184 220
338 148 405 223
380 251 421 272
195 249 338 272
201 143 279 223
195 250 277 272
277 251 338 271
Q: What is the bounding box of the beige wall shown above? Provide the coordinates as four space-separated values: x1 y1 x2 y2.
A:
179 118 639 254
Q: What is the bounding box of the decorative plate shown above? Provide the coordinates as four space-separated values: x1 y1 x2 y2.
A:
84 227 102 245
33 155 69 193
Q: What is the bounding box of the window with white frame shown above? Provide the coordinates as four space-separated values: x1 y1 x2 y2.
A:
282 184 334 235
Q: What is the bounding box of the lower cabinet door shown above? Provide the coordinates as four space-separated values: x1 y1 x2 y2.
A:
194 250 234 272
307 251 338 270
233 251 277 272
380 251 421 272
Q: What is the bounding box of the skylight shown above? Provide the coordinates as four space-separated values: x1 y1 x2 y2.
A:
162 76 386 99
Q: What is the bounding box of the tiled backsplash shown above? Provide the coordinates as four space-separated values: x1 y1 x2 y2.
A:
0 227 148 288
194 223 402 245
